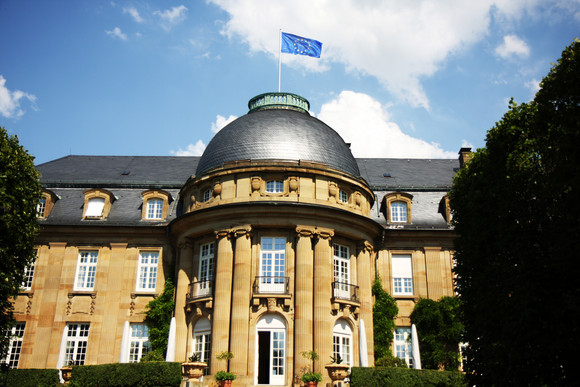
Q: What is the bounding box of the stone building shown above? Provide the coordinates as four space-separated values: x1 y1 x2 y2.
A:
6 93 464 386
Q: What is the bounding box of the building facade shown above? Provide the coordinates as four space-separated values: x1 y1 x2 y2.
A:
7 93 464 386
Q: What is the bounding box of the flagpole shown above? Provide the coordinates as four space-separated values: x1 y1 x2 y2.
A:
278 29 282 92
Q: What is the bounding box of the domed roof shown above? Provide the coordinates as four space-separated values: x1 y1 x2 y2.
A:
195 93 360 177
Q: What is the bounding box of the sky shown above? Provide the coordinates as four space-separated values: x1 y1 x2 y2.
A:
1 1 579 165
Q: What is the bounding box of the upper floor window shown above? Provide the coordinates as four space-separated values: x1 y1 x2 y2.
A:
265 180 284 193
339 190 349 204
37 190 58 219
382 192 413 224
258 237 286 293
22 254 36 291
197 243 214 298
333 244 350 299
136 251 159 291
202 189 212 202
75 251 98 291
392 254 413 295
37 197 46 217
83 189 114 220
2 322 25 368
141 190 171 220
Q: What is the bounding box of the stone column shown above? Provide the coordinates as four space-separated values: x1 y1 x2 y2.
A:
313 227 334 374
229 225 252 377
357 241 375 365
211 229 234 374
294 226 315 377
174 240 193 361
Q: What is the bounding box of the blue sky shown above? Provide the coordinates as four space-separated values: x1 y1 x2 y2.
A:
1 1 578 165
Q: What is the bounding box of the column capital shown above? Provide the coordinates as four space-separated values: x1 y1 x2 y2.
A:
215 229 232 239
296 225 316 238
232 224 252 238
315 227 334 240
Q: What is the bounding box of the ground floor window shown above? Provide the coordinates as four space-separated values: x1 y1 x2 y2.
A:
193 318 212 375
63 323 90 366
129 323 150 362
2 322 25 368
394 327 413 367
333 319 352 365
256 314 286 385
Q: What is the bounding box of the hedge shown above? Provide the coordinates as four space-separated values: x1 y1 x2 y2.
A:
350 366 467 387
1 368 59 387
68 362 181 387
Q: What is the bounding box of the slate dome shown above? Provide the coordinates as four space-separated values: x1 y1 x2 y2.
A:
195 93 360 177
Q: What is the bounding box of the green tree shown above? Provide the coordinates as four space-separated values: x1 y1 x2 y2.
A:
0 127 41 358
450 39 580 385
143 279 175 359
372 276 399 362
410 297 462 371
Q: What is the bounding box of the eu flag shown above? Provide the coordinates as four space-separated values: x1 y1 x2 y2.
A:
281 32 322 58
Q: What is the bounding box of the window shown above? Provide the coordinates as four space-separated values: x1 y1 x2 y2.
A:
63 323 90 366
391 201 407 222
37 197 46 217
256 315 286 385
146 198 163 219
258 237 286 293
197 243 214 297
339 190 349 203
129 323 150 363
85 197 105 218
265 180 284 193
136 251 159 291
202 189 212 202
392 254 413 295
333 244 350 299
333 319 352 365
74 251 98 291
22 255 36 290
394 327 413 367
3 323 25 368
193 318 211 374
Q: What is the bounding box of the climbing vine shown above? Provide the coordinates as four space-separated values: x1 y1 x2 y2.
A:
143 279 175 360
372 275 399 362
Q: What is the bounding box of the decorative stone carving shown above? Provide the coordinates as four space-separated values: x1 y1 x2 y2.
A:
251 176 262 197
213 181 222 198
288 176 299 196
328 181 338 202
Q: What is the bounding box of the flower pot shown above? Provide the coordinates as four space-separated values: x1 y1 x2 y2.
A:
219 380 233 387
60 366 72 383
306 381 318 387
181 361 207 382
325 363 350 381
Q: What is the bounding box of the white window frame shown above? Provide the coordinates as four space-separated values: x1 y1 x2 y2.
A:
193 318 212 375
85 197 105 218
197 243 214 298
3 322 25 368
394 327 413 367
22 255 36 291
265 180 284 193
392 254 413 295
255 315 286 386
390 201 408 223
63 323 90 366
37 197 46 217
136 251 159 291
333 244 350 299
128 323 150 363
146 198 163 219
202 189 212 202
339 190 349 203
259 237 286 293
74 251 98 291
333 319 352 365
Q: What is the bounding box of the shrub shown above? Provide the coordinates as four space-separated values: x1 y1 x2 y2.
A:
68 362 181 387
2 368 59 387
350 367 466 387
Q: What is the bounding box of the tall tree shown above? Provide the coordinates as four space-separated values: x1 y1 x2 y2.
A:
450 39 580 385
0 127 41 358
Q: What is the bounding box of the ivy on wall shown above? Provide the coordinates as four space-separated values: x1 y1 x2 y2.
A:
143 279 175 360
372 276 399 362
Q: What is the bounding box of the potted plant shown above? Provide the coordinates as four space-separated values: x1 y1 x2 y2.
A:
60 355 74 384
300 350 323 387
214 351 236 386
325 354 349 382
181 352 207 382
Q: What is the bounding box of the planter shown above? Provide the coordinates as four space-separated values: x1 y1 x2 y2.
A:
218 380 233 387
181 361 207 382
60 366 72 384
305 382 318 387
325 363 350 382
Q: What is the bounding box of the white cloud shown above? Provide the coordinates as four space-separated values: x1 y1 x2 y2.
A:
123 6 144 23
525 78 540 95
209 0 540 109
171 140 206 156
105 27 127 40
461 140 475 149
0 75 37 119
211 114 237 133
317 91 456 158
154 5 188 30
495 34 530 59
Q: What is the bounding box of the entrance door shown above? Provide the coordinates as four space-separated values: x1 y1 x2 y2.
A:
255 315 286 385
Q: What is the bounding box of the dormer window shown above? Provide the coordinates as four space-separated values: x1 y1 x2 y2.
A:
265 180 284 194
83 189 115 220
141 190 171 221
37 190 58 219
382 192 413 224
37 197 46 217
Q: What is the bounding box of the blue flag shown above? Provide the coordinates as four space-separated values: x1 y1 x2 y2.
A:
281 32 322 58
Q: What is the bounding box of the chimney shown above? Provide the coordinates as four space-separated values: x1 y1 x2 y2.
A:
458 147 472 168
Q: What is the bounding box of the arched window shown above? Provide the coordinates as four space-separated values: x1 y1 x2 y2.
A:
85 197 105 218
192 318 212 373
382 192 413 224
255 315 286 385
141 190 171 220
390 201 407 222
333 319 353 365
83 189 115 220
